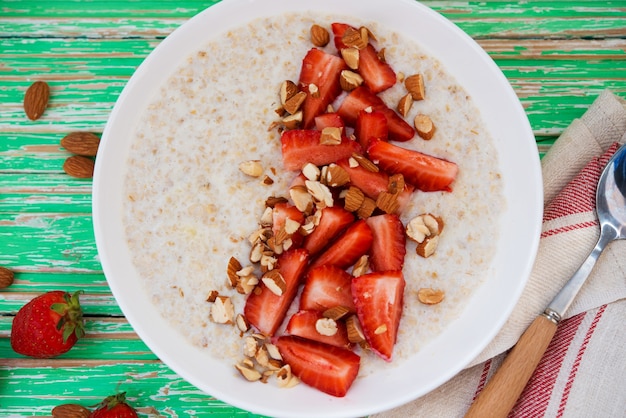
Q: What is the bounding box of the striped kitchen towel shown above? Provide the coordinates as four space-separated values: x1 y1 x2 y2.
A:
375 90 626 417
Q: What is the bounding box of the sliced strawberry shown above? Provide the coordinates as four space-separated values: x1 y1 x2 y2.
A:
272 202 305 247
303 206 354 256
354 109 388 148
366 214 406 271
336 158 414 213
308 220 373 270
298 48 348 129
300 264 356 313
358 44 396 93
367 138 458 192
285 310 351 348
352 270 405 361
337 86 414 142
244 248 309 336
280 129 362 171
275 335 360 397
314 112 345 130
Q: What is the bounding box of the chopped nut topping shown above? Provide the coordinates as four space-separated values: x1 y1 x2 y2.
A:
265 196 288 208
302 162 321 181
235 362 262 382
388 173 405 195
356 196 377 219
239 160 264 178
227 256 243 287
374 324 388 335
310 24 330 47
405 73 426 101
397 93 413 118
308 83 320 98
236 314 250 333
346 315 366 343
351 153 379 172
416 235 440 258
305 180 334 208
315 317 339 336
249 240 265 263
341 47 359 70
210 296 235 324
376 191 400 214
280 80 298 105
323 305 351 321
261 270 287 296
283 91 307 115
322 163 350 187
243 335 259 357
289 185 314 214
206 290 219 303
259 207 274 226
320 126 343 145
255 344 271 368
283 218 301 235
417 288 445 305
344 186 365 212
282 110 302 130
265 343 282 361
352 255 370 277
414 114 436 140
340 70 364 92
261 175 274 185
276 364 300 388
406 213 443 243
341 26 368 50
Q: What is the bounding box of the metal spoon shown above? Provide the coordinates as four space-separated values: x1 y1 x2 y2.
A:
465 142 626 418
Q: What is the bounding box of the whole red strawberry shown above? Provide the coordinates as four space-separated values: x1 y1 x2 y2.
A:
11 290 85 358
90 392 138 418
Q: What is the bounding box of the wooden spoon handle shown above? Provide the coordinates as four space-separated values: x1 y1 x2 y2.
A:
464 315 558 418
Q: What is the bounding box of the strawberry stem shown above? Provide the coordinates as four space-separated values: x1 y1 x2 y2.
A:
50 290 85 343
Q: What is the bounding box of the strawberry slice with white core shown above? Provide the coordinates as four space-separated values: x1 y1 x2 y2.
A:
275 335 360 397
285 310 351 348
300 264 356 313
303 206 354 256
354 109 388 149
352 270 405 361
337 86 415 142
367 138 458 192
366 214 406 271
298 48 348 129
308 219 373 271
357 43 397 93
244 248 309 336
280 129 362 171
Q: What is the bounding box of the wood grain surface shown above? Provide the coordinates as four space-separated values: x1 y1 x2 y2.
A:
1 1 625 416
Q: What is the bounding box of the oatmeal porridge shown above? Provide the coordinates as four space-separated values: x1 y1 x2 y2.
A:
122 12 504 377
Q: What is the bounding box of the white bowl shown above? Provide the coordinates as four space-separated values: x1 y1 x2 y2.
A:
93 0 542 416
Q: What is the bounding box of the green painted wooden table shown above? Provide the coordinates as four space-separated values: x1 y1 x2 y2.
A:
1 1 625 416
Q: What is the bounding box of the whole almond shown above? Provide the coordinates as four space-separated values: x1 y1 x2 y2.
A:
60 132 101 156
310 24 330 47
63 155 95 178
0 266 14 289
23 81 50 120
51 403 90 418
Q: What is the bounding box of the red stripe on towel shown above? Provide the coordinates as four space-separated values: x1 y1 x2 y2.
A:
510 312 586 417
556 305 607 417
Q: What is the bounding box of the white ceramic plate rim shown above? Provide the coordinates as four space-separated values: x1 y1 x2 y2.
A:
93 0 543 416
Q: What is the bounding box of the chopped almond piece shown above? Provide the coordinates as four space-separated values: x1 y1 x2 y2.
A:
416 235 439 258
417 288 445 305
397 93 413 118
376 191 400 214
344 186 365 212
414 114 436 140
283 91 307 115
405 73 426 100
280 80 298 105
341 47 360 70
340 70 364 92
342 27 368 50
356 196 377 219
320 127 342 145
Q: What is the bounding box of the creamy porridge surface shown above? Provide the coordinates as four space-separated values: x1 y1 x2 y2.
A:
123 12 504 376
